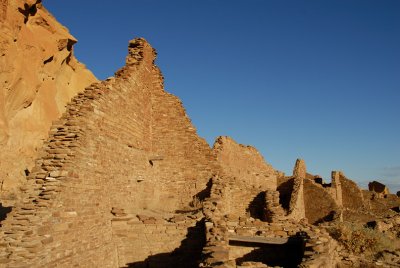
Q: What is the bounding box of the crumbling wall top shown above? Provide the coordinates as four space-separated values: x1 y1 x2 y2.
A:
293 158 306 180
126 38 157 66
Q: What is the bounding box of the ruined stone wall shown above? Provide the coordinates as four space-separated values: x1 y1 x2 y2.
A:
303 180 338 224
149 79 216 211
201 175 340 268
331 171 343 207
223 178 268 219
287 159 306 221
212 136 277 218
338 172 365 210
287 178 305 221
112 216 204 267
0 38 215 267
276 176 294 211
213 136 276 190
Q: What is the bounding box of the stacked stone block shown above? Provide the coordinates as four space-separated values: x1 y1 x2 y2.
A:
264 190 286 222
200 175 340 268
0 38 216 266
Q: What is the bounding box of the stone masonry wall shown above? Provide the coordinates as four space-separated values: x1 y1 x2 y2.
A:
212 136 277 218
213 136 276 191
112 215 205 267
338 171 365 211
288 159 307 221
303 180 338 224
331 171 343 207
201 175 340 268
0 38 216 267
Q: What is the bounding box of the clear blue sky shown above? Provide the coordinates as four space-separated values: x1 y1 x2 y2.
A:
45 0 400 192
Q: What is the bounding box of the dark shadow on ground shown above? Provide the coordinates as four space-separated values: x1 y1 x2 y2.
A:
314 210 337 225
233 235 306 268
126 219 205 268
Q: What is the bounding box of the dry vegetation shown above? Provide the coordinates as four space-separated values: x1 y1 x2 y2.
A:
328 222 398 256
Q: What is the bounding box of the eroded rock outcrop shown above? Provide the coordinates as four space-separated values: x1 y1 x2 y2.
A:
0 0 97 201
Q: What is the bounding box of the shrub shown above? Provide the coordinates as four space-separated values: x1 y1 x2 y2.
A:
328 222 396 255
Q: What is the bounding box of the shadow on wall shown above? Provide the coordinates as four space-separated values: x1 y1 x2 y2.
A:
246 192 266 220
194 178 212 202
277 178 294 211
0 203 12 226
126 219 205 268
175 178 213 214
233 236 306 267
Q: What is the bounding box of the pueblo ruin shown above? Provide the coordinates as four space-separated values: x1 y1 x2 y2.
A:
0 1 399 267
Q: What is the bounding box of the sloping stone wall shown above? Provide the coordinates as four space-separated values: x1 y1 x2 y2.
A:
212 136 277 218
0 38 215 267
339 172 365 210
303 180 338 224
213 136 276 191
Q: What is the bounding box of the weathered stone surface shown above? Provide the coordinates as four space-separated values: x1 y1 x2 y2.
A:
0 36 215 267
213 136 276 190
293 158 306 180
0 0 97 202
0 2 399 267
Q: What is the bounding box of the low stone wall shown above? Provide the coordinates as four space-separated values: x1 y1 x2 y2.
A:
200 175 339 268
223 177 274 219
112 213 205 267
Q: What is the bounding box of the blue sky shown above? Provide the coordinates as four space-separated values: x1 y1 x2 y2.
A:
45 0 400 192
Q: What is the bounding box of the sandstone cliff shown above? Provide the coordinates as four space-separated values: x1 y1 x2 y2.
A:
0 0 97 200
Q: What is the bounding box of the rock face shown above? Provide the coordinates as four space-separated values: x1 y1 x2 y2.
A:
0 0 97 200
